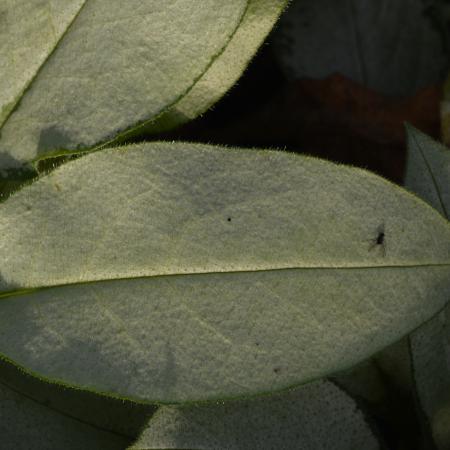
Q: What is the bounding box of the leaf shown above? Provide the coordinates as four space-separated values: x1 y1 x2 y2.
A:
139 0 289 137
405 126 450 217
333 339 426 449
273 0 447 96
405 125 450 449
0 356 156 440
129 380 382 450
0 378 130 450
0 142 450 404
0 0 287 171
0 0 86 126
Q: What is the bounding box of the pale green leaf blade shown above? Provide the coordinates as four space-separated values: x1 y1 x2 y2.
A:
1 143 450 403
0 0 86 127
128 380 382 450
0 0 287 170
110 0 289 138
0 379 130 450
405 125 450 449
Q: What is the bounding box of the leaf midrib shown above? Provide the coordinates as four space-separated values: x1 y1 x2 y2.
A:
1 261 448 301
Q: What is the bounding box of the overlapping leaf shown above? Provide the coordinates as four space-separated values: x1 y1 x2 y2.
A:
405 126 450 449
129 381 381 449
0 0 287 171
0 379 129 450
0 356 155 440
0 142 450 404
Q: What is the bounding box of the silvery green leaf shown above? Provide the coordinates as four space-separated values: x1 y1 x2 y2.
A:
0 0 287 171
129 381 382 450
0 142 450 403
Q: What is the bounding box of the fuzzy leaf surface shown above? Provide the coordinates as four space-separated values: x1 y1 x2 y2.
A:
129 381 381 450
0 142 450 403
0 0 286 170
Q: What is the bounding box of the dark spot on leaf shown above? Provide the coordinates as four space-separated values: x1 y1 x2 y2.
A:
227 217 231 222
273 367 281 374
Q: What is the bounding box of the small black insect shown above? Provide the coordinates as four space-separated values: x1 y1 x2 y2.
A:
375 230 385 245
369 223 386 256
